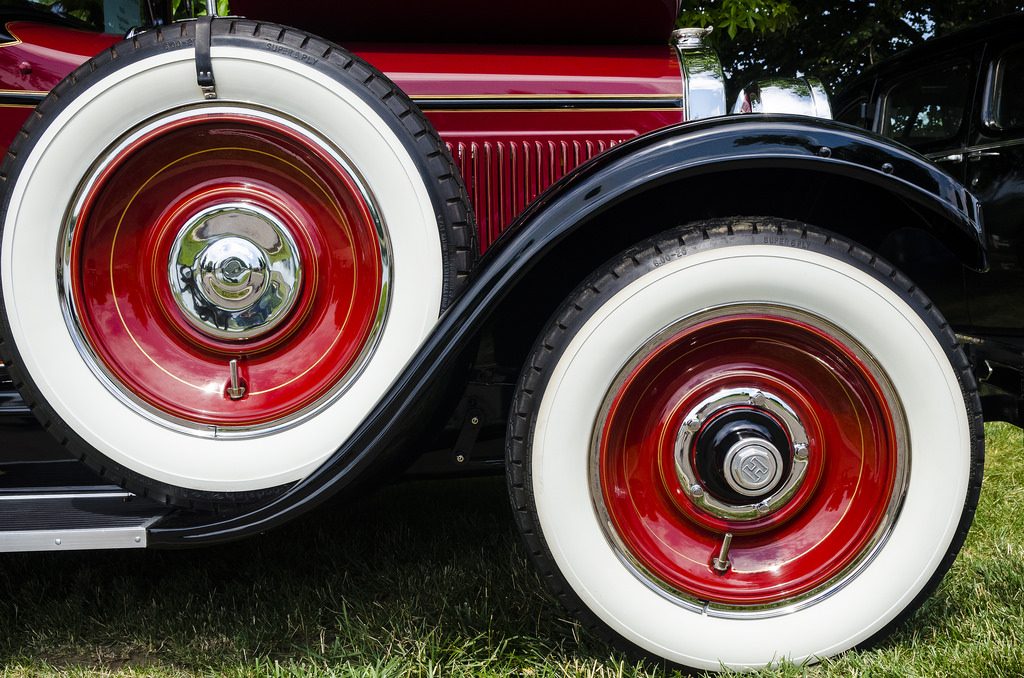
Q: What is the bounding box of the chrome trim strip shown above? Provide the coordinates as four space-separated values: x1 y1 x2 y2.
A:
0 526 149 552
413 96 683 111
808 79 832 118
925 138 1024 162
0 397 29 414
0 496 165 552
964 138 1024 154
0 92 688 112
414 93 678 99
0 492 133 501
980 47 1023 132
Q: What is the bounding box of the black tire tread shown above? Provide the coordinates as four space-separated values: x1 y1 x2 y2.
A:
505 217 984 666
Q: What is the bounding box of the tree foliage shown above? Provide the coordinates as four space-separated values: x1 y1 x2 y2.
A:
681 0 800 39
681 0 1024 93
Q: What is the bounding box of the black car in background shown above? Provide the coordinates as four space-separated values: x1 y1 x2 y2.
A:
836 13 1024 420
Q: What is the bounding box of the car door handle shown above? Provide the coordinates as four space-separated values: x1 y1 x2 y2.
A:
967 150 1001 161
933 153 964 163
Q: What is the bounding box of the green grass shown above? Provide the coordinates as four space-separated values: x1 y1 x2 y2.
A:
1 423 1023 677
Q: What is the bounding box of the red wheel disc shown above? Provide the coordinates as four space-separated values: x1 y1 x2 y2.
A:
68 110 385 429
598 311 902 606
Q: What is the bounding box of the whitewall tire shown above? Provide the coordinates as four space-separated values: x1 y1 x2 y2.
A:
0 20 475 506
507 218 982 670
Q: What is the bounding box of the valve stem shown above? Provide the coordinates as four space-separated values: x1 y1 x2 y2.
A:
227 359 246 400
712 532 734 573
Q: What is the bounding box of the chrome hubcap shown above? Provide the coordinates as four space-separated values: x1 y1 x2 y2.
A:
723 438 785 496
675 387 810 520
169 204 302 340
194 237 269 311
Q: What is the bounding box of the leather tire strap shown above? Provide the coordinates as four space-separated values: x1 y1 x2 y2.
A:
195 15 216 99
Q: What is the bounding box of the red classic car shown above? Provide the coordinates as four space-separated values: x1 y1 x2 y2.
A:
0 0 989 671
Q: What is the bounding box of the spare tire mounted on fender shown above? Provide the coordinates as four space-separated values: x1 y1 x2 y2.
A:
0 20 475 507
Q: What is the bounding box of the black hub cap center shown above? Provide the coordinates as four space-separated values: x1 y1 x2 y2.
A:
693 409 792 505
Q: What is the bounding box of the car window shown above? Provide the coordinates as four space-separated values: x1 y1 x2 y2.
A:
883 61 972 146
987 46 1024 130
836 95 868 127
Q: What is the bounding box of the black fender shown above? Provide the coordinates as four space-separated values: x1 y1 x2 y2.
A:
148 114 984 545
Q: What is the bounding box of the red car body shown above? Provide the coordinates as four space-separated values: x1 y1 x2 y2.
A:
0 0 684 249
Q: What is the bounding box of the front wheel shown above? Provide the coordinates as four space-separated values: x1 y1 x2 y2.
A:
507 218 982 670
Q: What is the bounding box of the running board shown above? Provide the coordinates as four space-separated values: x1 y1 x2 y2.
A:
0 491 168 552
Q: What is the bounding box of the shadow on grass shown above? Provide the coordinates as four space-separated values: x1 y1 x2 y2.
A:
3 428 1020 677
0 476 624 674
